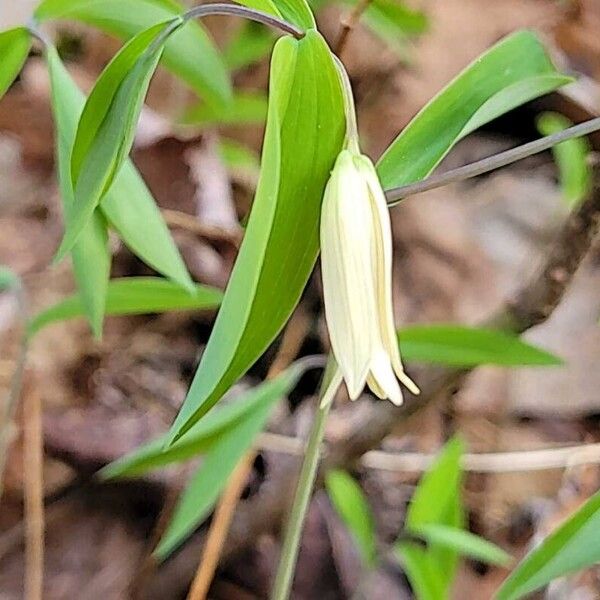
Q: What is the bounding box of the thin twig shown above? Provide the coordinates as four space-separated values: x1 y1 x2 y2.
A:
186 452 255 600
161 209 242 248
258 433 600 473
184 3 304 39
23 380 44 600
335 0 374 55
384 117 600 205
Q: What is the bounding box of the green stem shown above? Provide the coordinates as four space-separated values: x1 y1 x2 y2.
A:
271 365 342 600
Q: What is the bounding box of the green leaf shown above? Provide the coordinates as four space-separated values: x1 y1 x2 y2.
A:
219 138 261 183
223 21 275 71
34 0 231 106
167 30 345 443
0 267 19 292
325 470 377 568
55 19 181 260
102 361 305 478
395 541 447 600
154 363 307 559
181 90 267 127
413 524 512 567
0 27 31 100
46 46 193 327
377 30 572 189
28 277 222 337
405 437 465 596
398 324 563 367
46 46 111 337
496 489 600 600
537 111 592 208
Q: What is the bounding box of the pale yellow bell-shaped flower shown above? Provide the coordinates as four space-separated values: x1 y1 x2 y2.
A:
320 149 419 405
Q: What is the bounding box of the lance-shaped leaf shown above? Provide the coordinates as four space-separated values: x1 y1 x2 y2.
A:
28 277 222 337
104 361 309 558
168 30 345 443
235 0 315 29
0 27 31 100
47 46 111 337
398 324 563 367
377 30 572 189
496 489 600 600
34 0 231 105
56 19 182 260
537 111 592 208
46 47 193 322
181 90 268 127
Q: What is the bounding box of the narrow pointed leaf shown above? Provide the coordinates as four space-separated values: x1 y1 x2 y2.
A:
413 524 512 567
46 48 193 300
326 470 377 568
167 30 345 443
395 541 447 600
181 90 268 127
496 489 600 600
28 277 221 337
398 324 563 366
101 361 307 478
0 27 31 100
34 0 231 105
153 363 308 559
377 30 571 189
47 46 111 337
405 437 465 594
56 19 181 259
537 111 591 208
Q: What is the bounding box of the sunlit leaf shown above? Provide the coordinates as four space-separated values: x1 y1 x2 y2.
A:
34 0 231 105
28 277 221 337
0 27 31 100
377 31 572 189
395 541 447 600
223 21 275 71
46 46 111 337
398 324 563 367
154 363 308 559
56 19 181 260
46 47 193 331
537 111 591 208
404 437 465 595
219 138 261 185
326 470 377 568
181 90 267 127
167 30 345 443
496 489 600 600
413 523 512 567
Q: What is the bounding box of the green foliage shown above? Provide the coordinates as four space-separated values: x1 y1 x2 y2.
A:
325 470 377 568
377 30 572 189
393 439 464 598
46 47 193 335
56 20 181 260
0 27 31 100
0 267 19 292
167 30 345 444
219 138 261 183
181 90 267 127
103 362 310 558
537 111 592 208
224 22 275 70
28 277 222 337
398 324 563 367
496 489 600 600
412 523 512 568
34 0 231 105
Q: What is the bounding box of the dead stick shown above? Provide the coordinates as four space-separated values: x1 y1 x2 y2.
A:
335 0 374 56
23 380 44 600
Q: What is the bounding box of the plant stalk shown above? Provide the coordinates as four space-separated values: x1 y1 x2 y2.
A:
270 365 342 600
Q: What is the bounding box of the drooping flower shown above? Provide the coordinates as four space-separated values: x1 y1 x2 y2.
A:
320 149 419 405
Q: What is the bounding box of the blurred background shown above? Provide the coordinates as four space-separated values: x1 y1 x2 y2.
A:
1 0 600 598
